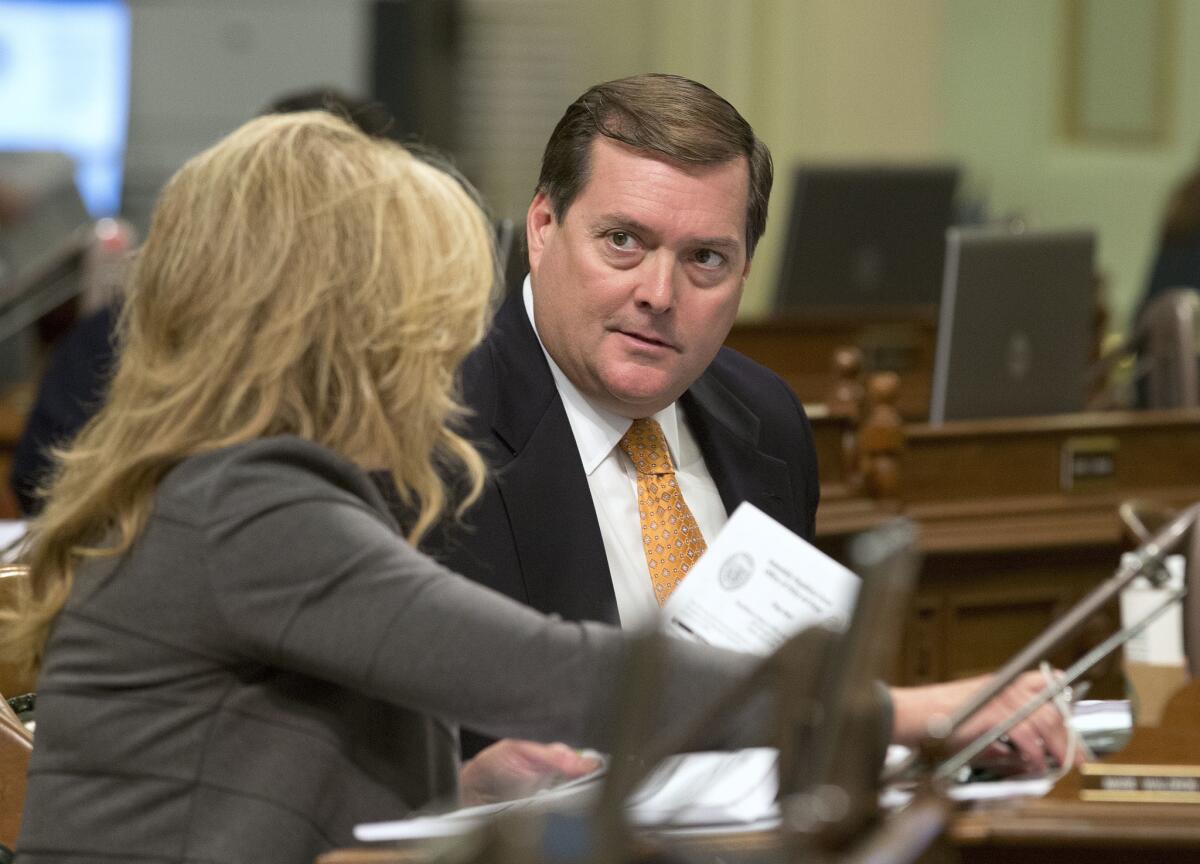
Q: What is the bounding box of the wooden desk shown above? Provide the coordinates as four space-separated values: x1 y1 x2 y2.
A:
320 684 1200 863
0 567 34 697
133 386 1200 864
725 309 937 421
320 794 1200 864
807 405 857 493
0 388 26 519
815 409 1200 688
317 829 784 864
943 798 1200 863
936 682 1200 863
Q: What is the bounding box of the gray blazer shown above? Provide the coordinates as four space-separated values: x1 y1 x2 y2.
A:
16 437 767 864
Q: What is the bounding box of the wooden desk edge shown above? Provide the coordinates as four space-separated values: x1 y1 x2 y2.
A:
951 798 1200 848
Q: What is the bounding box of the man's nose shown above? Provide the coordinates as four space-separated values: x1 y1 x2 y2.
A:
633 256 675 313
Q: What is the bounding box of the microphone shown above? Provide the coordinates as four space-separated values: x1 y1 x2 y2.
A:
887 502 1200 783
935 579 1184 779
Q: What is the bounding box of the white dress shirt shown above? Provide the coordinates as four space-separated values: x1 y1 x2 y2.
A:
523 280 729 629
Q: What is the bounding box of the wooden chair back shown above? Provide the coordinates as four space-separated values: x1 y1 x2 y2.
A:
0 567 34 698
0 688 32 852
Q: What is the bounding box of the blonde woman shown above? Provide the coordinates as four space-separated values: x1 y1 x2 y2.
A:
2 113 783 864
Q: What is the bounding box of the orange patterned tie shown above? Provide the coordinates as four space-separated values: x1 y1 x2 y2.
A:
617 418 708 605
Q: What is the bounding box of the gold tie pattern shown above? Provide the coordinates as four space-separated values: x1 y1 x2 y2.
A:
617 418 707 605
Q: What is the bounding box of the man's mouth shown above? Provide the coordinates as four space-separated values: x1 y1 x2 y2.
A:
617 329 676 351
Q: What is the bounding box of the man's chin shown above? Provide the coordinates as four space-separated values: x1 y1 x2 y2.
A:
599 378 681 419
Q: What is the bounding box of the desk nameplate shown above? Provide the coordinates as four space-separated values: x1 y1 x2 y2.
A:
1080 762 1200 804
1060 434 1118 492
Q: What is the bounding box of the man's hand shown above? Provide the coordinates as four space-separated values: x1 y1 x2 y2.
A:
459 739 603 807
890 671 1079 774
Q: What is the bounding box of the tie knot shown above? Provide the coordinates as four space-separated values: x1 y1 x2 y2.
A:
618 418 674 476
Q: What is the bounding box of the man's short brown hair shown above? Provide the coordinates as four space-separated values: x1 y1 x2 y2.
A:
536 73 773 256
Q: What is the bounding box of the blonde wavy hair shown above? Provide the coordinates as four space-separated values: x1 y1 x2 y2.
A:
4 111 497 668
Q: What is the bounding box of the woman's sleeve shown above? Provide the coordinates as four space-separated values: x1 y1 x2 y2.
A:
199 458 768 751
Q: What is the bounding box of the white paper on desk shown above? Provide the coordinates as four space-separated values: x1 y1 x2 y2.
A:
354 769 604 841
627 748 780 826
354 749 783 843
880 776 1057 810
663 502 860 654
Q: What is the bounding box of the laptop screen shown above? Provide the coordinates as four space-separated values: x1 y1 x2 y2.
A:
929 227 1096 425
774 164 959 312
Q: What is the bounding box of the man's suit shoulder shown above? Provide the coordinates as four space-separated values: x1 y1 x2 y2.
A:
707 345 803 405
690 344 819 538
458 336 501 425
704 345 813 440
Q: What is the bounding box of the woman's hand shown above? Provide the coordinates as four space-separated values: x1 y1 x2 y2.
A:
890 671 1079 775
459 739 602 807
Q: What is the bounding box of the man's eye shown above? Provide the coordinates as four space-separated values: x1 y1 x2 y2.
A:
693 248 726 269
608 231 636 250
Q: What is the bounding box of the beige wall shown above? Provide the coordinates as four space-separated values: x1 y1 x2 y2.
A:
581 0 947 317
585 0 1198 332
940 0 1200 332
125 0 1192 333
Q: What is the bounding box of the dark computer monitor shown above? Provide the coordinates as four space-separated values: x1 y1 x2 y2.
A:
0 0 132 217
774 163 960 312
928 227 1096 425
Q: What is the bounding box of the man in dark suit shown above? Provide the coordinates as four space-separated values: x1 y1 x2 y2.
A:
444 73 795 630
446 250 814 630
440 74 1072 791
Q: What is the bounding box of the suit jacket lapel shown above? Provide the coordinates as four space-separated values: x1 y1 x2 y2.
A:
479 295 796 621
483 295 620 624
681 369 798 531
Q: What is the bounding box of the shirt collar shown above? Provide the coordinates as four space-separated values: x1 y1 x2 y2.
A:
523 277 681 475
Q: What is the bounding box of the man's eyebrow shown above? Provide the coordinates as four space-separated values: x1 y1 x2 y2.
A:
690 235 742 252
594 213 656 237
595 213 742 251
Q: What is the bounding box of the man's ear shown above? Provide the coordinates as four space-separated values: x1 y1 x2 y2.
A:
526 191 556 275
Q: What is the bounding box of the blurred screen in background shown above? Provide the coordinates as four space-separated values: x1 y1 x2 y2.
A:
0 0 130 217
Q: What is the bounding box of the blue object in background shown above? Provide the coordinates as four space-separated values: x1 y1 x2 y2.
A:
0 0 131 217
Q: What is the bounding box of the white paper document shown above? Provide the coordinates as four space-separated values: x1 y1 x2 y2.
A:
354 769 604 842
626 748 779 827
663 502 860 654
354 749 782 842
1070 698 1133 754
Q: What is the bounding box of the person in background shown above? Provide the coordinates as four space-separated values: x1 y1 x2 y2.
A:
9 305 119 515
1124 156 1200 408
266 85 396 139
1140 158 1200 316
8 87 394 516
